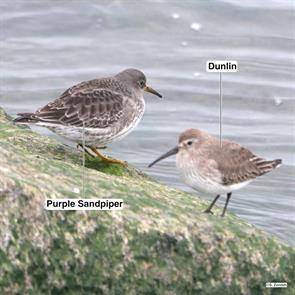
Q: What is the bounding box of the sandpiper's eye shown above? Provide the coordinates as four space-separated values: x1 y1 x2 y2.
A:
139 80 145 88
187 141 193 146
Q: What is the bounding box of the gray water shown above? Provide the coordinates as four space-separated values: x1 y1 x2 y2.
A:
1 0 294 246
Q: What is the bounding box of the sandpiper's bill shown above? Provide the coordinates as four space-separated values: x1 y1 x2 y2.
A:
14 68 162 165
149 128 282 216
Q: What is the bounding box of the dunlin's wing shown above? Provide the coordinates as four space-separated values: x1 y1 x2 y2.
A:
216 142 281 185
33 88 125 128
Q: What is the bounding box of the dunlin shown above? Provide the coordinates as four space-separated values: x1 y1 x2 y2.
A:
149 128 282 216
14 68 162 164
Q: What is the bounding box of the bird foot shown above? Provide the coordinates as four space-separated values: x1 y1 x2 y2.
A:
89 146 126 166
204 209 214 215
76 145 126 165
100 156 127 166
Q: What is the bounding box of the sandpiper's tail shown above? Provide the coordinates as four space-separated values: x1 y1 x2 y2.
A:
13 113 38 124
255 158 282 175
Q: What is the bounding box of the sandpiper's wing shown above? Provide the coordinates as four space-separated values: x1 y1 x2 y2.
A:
59 78 113 99
216 142 281 185
34 88 125 128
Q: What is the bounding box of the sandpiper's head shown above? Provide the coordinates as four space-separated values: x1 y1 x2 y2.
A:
148 128 208 167
116 68 162 98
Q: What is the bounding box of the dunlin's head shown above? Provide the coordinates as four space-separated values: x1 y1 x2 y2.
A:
148 129 209 167
116 68 162 98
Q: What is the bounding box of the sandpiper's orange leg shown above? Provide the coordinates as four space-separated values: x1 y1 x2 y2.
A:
77 144 94 157
89 146 126 166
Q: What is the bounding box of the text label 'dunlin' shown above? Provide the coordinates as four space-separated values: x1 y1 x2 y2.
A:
206 60 238 72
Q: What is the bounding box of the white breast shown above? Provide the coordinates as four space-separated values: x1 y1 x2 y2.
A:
176 152 252 195
112 99 145 142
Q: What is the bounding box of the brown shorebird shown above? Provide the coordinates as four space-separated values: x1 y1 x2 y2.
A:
149 128 282 216
14 68 162 165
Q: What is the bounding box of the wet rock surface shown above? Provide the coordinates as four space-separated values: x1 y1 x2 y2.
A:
0 107 294 294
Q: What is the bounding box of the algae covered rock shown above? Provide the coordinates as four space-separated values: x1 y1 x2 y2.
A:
0 107 294 295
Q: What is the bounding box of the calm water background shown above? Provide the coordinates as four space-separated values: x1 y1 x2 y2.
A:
1 0 294 245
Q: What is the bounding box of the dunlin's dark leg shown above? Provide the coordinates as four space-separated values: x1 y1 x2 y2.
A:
89 146 126 165
221 192 232 217
204 195 221 214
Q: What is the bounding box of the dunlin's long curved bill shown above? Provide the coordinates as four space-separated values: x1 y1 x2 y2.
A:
148 146 178 167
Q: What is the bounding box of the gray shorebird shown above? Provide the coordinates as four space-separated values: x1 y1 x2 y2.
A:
149 128 282 216
14 68 162 164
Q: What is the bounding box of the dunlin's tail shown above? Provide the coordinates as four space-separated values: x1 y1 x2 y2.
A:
272 159 282 168
255 158 282 175
13 113 38 124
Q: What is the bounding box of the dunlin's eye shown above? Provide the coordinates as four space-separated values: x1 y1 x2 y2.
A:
187 141 193 145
